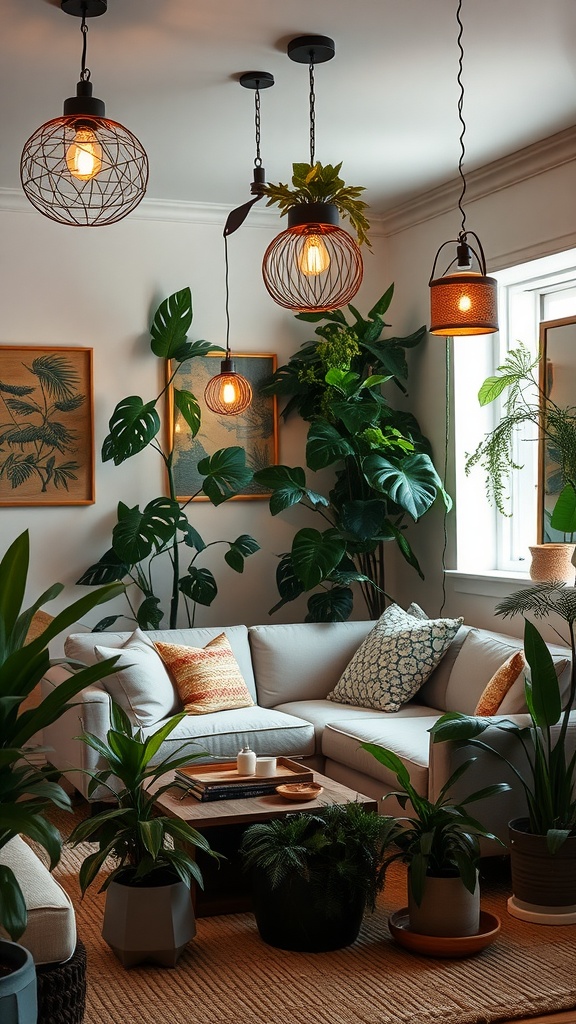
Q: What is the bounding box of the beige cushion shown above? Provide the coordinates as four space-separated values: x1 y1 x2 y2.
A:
93 628 179 726
249 620 375 707
146 703 315 759
327 604 463 713
154 633 254 715
0 837 76 965
322 715 439 796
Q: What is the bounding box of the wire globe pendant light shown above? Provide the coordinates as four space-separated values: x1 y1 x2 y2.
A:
204 234 252 416
428 0 498 336
262 36 363 314
20 0 148 227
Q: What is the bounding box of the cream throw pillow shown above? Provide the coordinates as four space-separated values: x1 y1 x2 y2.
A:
327 604 463 713
94 628 179 727
154 633 254 715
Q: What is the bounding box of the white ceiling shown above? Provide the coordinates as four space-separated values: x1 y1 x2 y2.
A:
3 0 576 217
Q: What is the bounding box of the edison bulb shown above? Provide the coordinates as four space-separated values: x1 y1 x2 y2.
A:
66 127 103 181
458 294 472 313
298 234 330 276
222 381 238 405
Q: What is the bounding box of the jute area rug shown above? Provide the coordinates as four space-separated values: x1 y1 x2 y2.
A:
47 805 576 1024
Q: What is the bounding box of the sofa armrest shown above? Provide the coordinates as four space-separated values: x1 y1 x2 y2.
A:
41 666 114 800
428 712 576 852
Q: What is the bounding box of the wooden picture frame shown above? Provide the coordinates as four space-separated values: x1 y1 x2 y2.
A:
168 353 278 500
0 346 94 506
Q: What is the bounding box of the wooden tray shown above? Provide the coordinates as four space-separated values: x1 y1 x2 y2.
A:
176 757 313 791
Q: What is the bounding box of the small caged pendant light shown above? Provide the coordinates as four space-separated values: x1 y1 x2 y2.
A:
20 0 148 227
262 36 363 313
428 0 498 336
204 234 252 416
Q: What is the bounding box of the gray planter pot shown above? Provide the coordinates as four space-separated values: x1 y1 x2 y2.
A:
0 940 37 1024
407 870 480 937
102 875 196 968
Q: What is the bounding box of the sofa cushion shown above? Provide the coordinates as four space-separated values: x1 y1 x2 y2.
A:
93 629 179 726
147 704 315 760
154 634 254 715
327 604 463 712
249 620 375 707
0 837 76 965
65 624 257 702
474 650 526 716
274 698 441 747
322 715 441 797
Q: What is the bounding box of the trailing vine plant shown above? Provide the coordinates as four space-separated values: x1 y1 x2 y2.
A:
78 287 259 630
254 284 450 622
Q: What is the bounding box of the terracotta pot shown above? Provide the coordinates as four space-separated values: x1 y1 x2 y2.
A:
0 940 37 1024
529 543 576 585
102 873 196 968
407 870 480 937
509 818 576 909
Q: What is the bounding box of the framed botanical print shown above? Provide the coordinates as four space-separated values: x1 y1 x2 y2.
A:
0 346 94 506
168 353 278 500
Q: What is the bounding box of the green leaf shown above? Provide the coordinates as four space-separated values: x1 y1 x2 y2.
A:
179 567 217 606
0 865 27 940
291 528 346 589
173 389 201 438
368 284 394 320
550 484 576 535
523 618 561 727
225 534 260 572
112 497 181 564
253 465 316 516
0 531 29 638
150 287 193 358
306 421 354 471
76 548 129 586
305 588 353 622
363 452 448 520
199 447 253 505
137 596 163 630
269 555 305 613
478 374 518 407
101 397 160 466
339 499 387 541
295 309 347 324
363 341 408 380
330 397 381 435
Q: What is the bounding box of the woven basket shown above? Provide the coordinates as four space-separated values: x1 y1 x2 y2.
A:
36 939 86 1024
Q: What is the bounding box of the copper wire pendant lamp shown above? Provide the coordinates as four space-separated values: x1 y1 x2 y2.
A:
204 234 253 416
20 0 148 227
262 36 363 313
429 0 498 336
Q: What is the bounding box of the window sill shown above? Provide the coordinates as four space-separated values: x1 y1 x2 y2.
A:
444 568 532 598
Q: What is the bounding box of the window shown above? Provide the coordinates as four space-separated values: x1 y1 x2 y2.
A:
454 249 576 576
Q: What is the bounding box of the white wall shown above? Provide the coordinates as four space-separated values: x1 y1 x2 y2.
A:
384 149 576 641
0 195 390 630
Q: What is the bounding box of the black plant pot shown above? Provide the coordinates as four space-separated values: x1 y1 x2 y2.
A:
251 873 366 952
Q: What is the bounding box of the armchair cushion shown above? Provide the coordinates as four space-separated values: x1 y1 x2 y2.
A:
93 628 180 727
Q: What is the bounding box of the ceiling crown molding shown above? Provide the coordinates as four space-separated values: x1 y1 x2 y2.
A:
380 125 576 237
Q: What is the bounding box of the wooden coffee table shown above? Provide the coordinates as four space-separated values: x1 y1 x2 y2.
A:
151 769 378 917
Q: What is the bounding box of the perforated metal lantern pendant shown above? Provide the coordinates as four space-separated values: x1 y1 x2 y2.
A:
20 0 148 227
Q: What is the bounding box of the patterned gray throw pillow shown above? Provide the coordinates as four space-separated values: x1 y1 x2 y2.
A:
327 603 463 712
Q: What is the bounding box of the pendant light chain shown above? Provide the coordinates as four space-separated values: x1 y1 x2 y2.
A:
254 84 262 167
224 233 231 358
309 58 316 166
456 0 467 241
80 9 91 81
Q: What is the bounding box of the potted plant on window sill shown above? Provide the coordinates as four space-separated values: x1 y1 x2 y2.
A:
68 701 221 968
430 581 576 923
466 343 576 583
0 530 124 1024
239 801 400 952
361 742 508 944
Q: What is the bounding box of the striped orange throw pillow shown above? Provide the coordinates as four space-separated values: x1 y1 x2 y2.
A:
474 650 526 716
154 633 254 715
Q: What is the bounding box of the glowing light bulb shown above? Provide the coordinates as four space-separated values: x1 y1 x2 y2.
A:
458 294 472 313
222 380 238 405
298 234 330 276
66 127 103 181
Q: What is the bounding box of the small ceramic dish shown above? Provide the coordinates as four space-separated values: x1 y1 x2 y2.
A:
388 909 501 958
275 782 324 802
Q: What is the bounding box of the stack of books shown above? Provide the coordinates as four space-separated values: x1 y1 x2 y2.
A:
175 757 313 802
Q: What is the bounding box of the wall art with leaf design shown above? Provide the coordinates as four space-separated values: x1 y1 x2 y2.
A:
0 346 94 505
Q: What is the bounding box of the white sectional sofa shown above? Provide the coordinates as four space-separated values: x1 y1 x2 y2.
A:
41 618 576 850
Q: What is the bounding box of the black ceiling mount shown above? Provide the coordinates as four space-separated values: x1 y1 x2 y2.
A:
239 72 274 91
287 35 335 65
61 0 107 16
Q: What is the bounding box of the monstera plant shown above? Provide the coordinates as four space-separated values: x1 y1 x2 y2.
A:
254 284 450 622
79 287 259 630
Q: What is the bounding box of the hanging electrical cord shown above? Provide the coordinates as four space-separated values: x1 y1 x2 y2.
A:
224 72 274 237
439 337 451 616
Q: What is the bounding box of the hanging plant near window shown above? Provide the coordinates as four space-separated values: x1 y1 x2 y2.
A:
78 287 259 630
254 284 450 622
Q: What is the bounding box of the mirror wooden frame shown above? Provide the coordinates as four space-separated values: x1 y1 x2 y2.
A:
538 314 576 542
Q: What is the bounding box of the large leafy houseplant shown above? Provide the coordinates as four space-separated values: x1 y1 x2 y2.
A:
78 287 259 630
430 582 576 853
0 530 124 941
254 284 450 621
68 701 218 894
466 343 576 536
361 743 508 907
261 161 371 247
